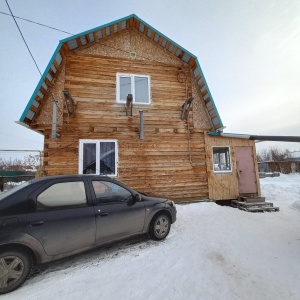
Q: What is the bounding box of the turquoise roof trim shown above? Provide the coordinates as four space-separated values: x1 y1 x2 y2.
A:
20 42 62 122
19 14 223 128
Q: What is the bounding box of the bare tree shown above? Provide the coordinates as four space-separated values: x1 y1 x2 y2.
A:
257 147 292 162
0 155 40 171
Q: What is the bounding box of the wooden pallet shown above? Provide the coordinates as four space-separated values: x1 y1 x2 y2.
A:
231 197 279 212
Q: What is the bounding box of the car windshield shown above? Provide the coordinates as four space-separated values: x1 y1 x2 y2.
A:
0 180 32 201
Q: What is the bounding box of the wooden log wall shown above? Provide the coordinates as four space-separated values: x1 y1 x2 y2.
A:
42 53 209 201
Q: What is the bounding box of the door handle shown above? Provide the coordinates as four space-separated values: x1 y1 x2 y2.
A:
29 221 44 227
99 212 109 217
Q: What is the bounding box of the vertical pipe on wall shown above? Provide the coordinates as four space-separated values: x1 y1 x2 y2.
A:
139 110 144 140
52 100 58 139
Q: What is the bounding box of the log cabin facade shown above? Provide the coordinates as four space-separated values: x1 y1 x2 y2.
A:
19 14 261 201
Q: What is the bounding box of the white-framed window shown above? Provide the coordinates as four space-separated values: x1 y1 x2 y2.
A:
212 146 232 173
79 140 118 176
116 73 151 104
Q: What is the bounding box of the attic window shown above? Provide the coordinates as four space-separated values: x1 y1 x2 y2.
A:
106 27 110 36
68 39 78 50
212 147 232 173
121 21 126 30
139 23 144 32
117 73 151 105
154 33 159 42
88 33 94 42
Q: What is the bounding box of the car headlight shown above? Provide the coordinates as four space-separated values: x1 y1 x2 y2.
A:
168 200 175 207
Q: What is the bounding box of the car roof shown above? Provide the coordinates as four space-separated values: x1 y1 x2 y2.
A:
31 175 112 183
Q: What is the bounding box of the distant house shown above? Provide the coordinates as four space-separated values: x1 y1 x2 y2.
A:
259 151 300 174
18 14 261 201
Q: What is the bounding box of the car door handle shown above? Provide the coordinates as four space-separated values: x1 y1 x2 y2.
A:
29 221 44 227
99 212 109 217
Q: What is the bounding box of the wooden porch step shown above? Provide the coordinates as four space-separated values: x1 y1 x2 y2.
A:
238 196 266 203
232 201 273 208
231 196 279 212
240 206 280 212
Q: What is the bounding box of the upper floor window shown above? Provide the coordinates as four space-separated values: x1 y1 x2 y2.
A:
79 140 118 176
116 73 151 104
212 146 232 173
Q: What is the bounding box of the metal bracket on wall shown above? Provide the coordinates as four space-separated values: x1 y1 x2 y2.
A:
62 89 75 116
126 94 133 116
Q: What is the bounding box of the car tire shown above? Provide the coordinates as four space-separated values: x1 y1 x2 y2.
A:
0 249 32 295
149 213 171 240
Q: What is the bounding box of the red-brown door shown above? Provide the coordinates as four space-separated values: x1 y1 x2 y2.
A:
235 146 257 194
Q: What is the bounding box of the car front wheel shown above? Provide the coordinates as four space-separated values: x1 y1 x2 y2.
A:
149 214 171 240
0 249 32 295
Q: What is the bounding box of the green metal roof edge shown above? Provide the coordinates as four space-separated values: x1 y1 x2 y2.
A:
133 15 197 59
58 14 197 59
20 14 223 128
19 42 63 122
59 14 136 43
208 131 221 136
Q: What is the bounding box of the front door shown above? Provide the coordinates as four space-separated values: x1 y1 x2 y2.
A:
235 146 257 194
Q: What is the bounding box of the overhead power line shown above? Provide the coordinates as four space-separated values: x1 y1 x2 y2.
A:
5 0 42 76
0 11 74 35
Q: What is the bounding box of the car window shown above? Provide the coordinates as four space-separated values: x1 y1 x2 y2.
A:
0 180 32 201
92 181 132 204
37 181 87 211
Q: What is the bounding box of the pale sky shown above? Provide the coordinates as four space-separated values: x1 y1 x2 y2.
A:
0 0 299 160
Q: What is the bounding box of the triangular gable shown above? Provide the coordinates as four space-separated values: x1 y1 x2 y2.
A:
19 14 223 130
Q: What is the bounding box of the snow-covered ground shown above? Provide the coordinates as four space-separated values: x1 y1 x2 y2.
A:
3 174 300 299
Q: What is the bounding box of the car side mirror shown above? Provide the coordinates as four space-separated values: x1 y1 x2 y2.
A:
134 193 142 202
127 194 141 206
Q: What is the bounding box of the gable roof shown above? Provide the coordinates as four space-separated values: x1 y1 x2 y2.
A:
19 14 223 130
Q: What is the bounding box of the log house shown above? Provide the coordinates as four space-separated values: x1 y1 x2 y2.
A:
19 14 261 201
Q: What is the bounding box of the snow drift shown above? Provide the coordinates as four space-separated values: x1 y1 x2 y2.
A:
2 174 300 300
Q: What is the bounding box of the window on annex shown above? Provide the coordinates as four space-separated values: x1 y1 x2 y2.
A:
79 140 118 176
212 146 232 173
117 73 151 104
37 181 87 211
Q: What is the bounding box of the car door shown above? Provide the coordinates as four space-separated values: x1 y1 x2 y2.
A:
90 179 145 244
26 178 96 256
